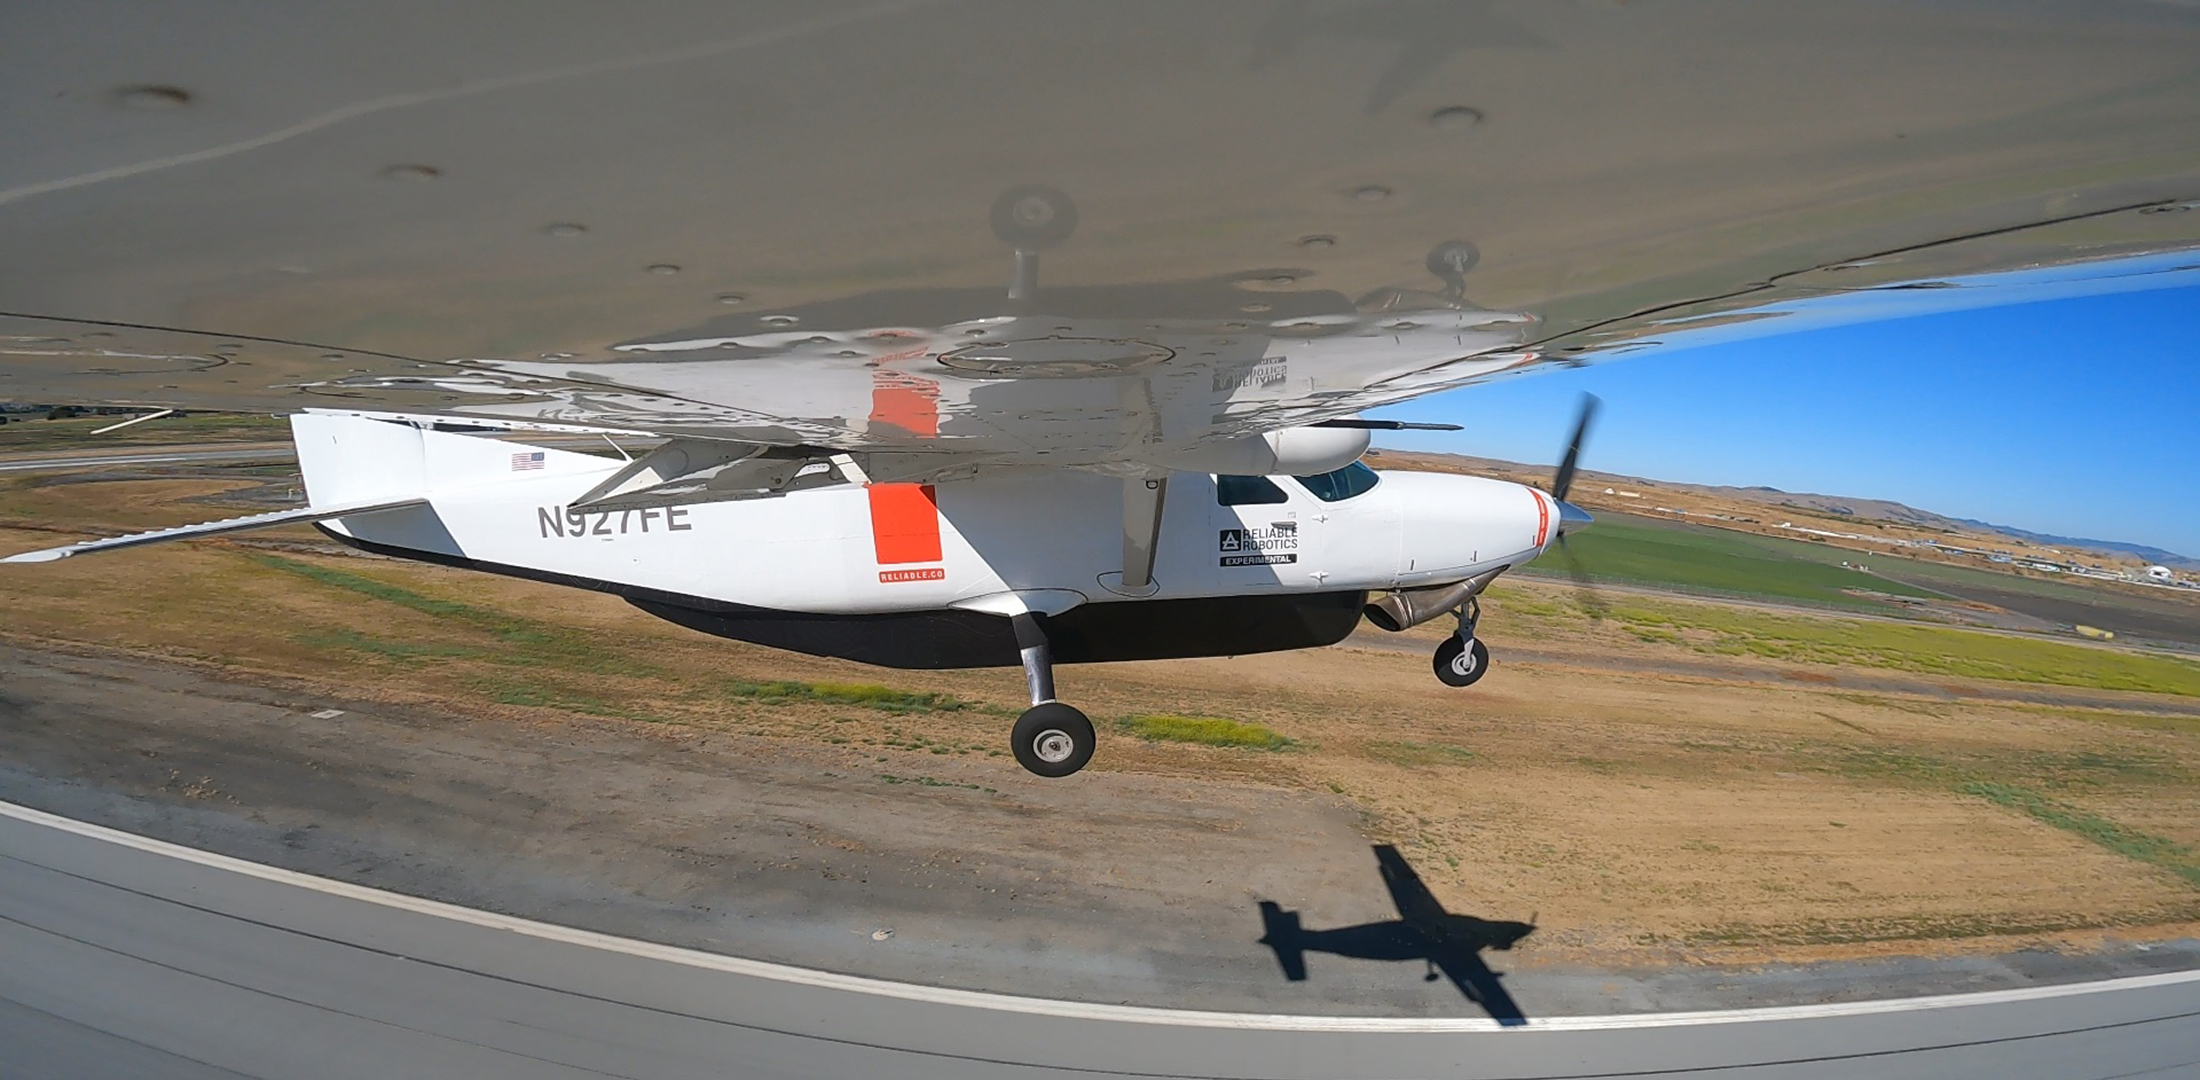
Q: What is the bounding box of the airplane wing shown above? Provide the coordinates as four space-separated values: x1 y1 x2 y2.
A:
4 3 2199 463
1372 843 1449 936
1428 948 1529 1028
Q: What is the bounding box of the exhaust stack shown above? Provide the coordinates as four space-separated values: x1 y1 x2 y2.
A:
1364 567 1506 632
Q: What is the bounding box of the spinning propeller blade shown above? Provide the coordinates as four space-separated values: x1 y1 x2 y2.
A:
1550 393 1599 505
1547 393 1604 620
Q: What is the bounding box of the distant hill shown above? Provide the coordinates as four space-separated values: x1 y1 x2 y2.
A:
1668 484 1975 533
1704 485 2200 569
1681 483 2198 569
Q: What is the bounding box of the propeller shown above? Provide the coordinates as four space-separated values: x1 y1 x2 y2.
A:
1550 393 1599 507
1545 393 1604 620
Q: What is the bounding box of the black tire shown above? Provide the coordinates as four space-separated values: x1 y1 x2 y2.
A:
1433 637 1490 687
1010 702 1095 778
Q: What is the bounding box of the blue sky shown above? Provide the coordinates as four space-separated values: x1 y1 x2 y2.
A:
1374 284 2200 558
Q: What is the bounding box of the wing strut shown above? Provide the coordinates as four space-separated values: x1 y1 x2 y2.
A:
1120 473 1168 590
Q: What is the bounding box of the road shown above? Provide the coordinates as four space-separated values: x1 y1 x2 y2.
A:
3 801 2195 1079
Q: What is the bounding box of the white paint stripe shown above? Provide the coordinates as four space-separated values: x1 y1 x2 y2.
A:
3 798 2195 1033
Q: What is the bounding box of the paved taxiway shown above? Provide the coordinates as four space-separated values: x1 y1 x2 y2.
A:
0 446 297 472
2 801 2195 1079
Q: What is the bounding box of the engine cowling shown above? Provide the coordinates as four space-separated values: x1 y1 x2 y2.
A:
1147 426 1370 476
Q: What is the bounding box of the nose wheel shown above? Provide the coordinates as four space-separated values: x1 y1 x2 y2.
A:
1433 597 1491 688
1433 636 1491 687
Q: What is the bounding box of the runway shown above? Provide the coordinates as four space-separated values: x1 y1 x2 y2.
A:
0 446 296 472
2 801 2194 1079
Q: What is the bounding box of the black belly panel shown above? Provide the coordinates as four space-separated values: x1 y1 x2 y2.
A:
630 589 1370 669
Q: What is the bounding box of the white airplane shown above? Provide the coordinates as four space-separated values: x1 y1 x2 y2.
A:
3 391 1598 778
6 4 2200 780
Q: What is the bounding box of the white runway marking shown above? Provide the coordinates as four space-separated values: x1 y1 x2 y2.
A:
5 798 2195 1034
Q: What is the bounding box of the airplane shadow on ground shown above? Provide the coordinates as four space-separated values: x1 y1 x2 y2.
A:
1257 845 1536 1026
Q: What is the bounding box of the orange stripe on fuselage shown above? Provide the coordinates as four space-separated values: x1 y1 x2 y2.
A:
868 483 942 565
866 360 943 566
1532 488 1550 547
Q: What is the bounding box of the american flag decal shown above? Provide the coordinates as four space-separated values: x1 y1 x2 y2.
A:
511 451 546 472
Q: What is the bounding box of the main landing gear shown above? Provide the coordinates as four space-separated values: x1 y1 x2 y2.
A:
1009 613 1095 777
1432 597 1491 688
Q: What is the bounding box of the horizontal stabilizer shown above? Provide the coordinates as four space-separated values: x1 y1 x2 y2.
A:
2 498 427 563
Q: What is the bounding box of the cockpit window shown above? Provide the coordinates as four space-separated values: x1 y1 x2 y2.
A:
1215 474 1289 506
1293 461 1382 502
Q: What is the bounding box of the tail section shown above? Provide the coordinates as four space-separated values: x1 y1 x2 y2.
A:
292 412 428 507
292 411 614 508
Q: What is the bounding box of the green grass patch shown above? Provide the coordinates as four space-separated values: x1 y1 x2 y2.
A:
254 554 532 633
1959 781 2200 885
1606 599 2200 697
249 554 663 677
1522 514 1938 610
720 678 974 714
1122 713 1294 750
1364 740 1477 768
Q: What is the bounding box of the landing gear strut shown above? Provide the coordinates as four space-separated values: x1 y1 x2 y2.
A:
1433 597 1491 688
1009 613 1094 777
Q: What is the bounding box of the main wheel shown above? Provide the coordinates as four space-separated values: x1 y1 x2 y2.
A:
1433 637 1491 687
1010 702 1095 778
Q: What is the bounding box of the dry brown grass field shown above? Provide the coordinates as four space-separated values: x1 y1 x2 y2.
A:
5 473 2200 965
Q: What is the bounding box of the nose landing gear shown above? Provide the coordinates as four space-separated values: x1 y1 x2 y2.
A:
1009 612 1095 777
1432 597 1491 688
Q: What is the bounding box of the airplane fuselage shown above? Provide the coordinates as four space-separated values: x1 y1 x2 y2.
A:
298 413 1561 669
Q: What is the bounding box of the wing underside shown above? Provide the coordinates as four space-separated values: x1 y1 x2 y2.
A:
2 4 2198 463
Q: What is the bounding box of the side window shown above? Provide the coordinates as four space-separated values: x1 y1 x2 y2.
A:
1216 474 1289 506
1293 461 1382 502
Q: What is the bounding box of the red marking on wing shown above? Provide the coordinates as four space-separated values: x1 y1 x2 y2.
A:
870 368 940 438
868 483 942 564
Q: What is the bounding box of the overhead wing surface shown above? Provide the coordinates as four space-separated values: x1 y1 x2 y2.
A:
3 2 2199 465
